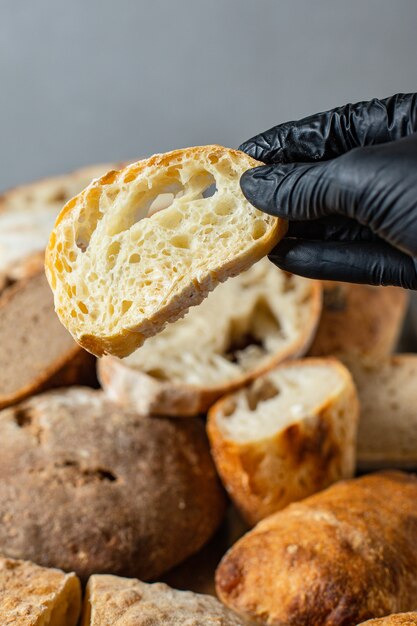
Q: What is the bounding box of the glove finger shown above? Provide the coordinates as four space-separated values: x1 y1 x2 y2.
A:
240 93 417 164
286 216 380 243
269 239 417 289
241 161 348 220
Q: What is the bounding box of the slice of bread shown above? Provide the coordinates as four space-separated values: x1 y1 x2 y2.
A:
0 268 96 410
0 163 117 277
0 387 226 582
82 575 247 626
216 472 417 626
309 282 408 365
207 357 359 525
351 355 417 470
98 259 322 416
45 146 286 358
0 557 81 626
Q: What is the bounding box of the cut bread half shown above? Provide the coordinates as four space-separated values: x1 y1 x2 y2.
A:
82 575 247 626
0 557 81 626
309 282 408 366
45 146 286 358
0 268 95 410
98 259 322 416
0 163 118 277
352 355 417 470
207 357 359 525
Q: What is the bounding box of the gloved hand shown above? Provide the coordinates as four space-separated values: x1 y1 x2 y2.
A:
239 93 417 288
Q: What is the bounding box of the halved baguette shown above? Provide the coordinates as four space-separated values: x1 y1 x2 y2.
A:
82 575 247 626
207 357 359 525
216 471 417 626
0 163 118 277
45 146 286 358
0 557 81 626
351 355 417 470
0 268 95 410
98 259 322 416
309 282 408 365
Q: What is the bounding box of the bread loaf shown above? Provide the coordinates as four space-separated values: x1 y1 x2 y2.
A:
207 357 359 525
359 615 417 626
0 163 117 277
45 146 286 358
0 269 95 410
0 387 226 581
0 557 81 626
352 355 417 470
309 282 408 365
98 259 321 416
82 575 248 625
216 472 417 626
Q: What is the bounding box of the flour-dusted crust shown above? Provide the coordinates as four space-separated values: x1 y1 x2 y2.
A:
309 282 408 365
0 557 81 626
46 146 286 358
216 472 417 626
82 575 248 626
207 357 359 525
0 388 226 582
98 260 321 416
0 163 119 277
359 614 417 626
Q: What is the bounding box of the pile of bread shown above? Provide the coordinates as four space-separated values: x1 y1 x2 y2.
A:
1 150 417 626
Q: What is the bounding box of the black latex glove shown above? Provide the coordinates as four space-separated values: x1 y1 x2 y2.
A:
239 93 417 288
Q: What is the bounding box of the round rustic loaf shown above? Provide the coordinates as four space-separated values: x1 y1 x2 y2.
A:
0 387 226 582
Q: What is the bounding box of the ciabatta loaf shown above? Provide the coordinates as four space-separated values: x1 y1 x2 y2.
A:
0 268 95 410
360 615 417 626
0 163 117 277
98 259 321 416
351 355 417 470
45 146 286 358
207 357 358 525
82 575 247 626
309 282 408 365
0 387 225 582
0 557 81 626
216 472 417 626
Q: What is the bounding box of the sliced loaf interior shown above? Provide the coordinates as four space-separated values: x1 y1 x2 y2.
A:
46 146 284 357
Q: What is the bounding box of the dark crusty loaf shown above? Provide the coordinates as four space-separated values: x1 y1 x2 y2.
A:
0 269 96 410
0 387 226 582
82 574 248 625
0 556 81 626
216 472 417 626
309 282 408 365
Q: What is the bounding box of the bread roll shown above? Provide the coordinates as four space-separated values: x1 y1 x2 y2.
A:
0 557 81 626
82 575 248 625
207 357 359 525
0 388 226 581
351 355 417 470
98 259 321 417
45 146 286 358
309 282 408 365
216 472 417 626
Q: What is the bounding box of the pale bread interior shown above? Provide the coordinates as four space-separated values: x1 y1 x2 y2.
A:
47 147 279 355
123 259 319 386
215 362 345 443
0 558 80 626
0 164 115 275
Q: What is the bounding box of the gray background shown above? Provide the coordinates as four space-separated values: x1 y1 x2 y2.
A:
1 0 417 192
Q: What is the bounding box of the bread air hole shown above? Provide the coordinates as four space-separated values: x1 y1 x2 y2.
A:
245 378 280 411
